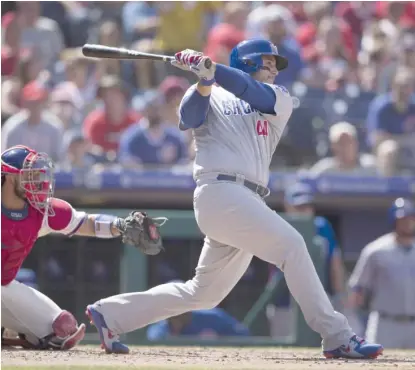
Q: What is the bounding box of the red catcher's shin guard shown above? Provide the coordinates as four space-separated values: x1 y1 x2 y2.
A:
52 310 86 350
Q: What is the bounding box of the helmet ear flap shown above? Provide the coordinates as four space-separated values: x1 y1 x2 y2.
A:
230 48 259 74
230 47 246 72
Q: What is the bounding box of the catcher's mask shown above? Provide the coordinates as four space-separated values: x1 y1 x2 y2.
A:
1 145 55 216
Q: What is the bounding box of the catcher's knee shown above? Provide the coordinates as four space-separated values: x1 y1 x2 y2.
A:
52 310 78 338
1 311 85 351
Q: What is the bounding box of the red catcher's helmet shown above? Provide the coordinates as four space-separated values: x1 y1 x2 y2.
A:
1 145 55 215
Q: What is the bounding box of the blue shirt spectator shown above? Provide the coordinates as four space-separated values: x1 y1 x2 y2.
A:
119 90 188 167
366 94 415 148
274 42 305 87
366 69 415 150
147 308 250 341
122 1 158 43
118 122 188 167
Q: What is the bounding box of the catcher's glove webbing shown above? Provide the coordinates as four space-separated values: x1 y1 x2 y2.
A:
114 211 167 255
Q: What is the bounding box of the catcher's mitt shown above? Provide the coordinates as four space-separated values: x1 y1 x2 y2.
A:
114 211 167 255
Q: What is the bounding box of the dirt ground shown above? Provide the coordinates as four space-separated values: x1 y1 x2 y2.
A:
2 346 415 370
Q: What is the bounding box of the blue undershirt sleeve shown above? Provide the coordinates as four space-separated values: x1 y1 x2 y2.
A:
214 64 276 115
179 86 210 131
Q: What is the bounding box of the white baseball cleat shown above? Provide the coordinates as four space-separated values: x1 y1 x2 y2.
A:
86 304 129 354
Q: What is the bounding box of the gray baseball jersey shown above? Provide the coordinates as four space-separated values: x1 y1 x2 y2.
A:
89 80 357 352
190 84 293 186
349 232 415 315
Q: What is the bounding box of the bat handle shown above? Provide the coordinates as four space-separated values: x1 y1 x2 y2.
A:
169 56 212 69
204 58 212 69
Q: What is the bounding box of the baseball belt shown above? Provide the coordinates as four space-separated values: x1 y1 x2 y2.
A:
216 174 270 198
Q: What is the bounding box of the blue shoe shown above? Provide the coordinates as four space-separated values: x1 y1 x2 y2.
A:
323 335 383 359
86 304 129 354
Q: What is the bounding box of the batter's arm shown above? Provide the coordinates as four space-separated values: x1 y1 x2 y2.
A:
214 64 276 114
179 82 212 131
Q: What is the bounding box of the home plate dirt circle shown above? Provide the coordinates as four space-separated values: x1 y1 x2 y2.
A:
2 346 414 369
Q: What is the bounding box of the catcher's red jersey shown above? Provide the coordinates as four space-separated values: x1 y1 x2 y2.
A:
1 198 86 286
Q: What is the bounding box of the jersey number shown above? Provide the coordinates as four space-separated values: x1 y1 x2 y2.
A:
256 120 269 136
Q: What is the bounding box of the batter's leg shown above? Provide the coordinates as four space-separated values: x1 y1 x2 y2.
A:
1 280 85 349
87 238 253 352
194 182 354 351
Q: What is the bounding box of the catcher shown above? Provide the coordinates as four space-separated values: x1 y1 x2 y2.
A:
1 145 166 351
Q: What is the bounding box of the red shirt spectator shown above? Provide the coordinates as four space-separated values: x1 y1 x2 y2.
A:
375 2 415 28
1 12 21 77
83 76 141 153
335 2 377 41
83 110 140 153
297 19 357 64
204 23 245 64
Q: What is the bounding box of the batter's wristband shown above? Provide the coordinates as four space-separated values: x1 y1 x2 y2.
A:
200 78 215 86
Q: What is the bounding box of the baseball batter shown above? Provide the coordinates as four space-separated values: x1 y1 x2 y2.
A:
1 145 163 352
87 39 383 359
349 198 415 349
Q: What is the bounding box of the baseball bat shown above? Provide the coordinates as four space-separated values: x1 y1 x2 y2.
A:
82 44 212 69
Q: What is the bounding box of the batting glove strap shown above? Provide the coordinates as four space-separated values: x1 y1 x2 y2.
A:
199 78 216 86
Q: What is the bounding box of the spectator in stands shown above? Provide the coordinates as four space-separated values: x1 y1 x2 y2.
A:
335 2 377 43
298 3 357 71
357 21 392 92
357 39 390 93
158 76 190 127
310 121 377 175
118 91 188 168
204 3 247 65
95 20 135 86
122 1 159 43
140 3 222 83
378 34 415 94
204 23 245 65
376 2 410 43
152 2 220 54
296 2 333 49
376 2 415 30
83 75 141 156
16 2 64 70
49 82 83 130
219 2 249 32
367 68 415 176
316 18 354 83
59 131 101 170
123 1 160 90
1 49 44 123
1 81 64 162
1 12 22 77
55 52 99 114
260 5 304 86
247 3 296 41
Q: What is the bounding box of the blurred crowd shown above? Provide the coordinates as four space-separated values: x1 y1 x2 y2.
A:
1 1 415 176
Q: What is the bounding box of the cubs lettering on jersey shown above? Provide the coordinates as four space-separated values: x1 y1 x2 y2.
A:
192 84 293 186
